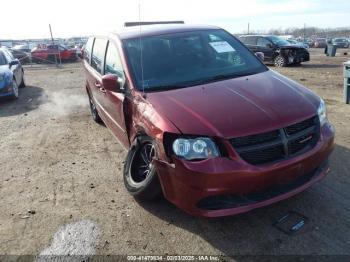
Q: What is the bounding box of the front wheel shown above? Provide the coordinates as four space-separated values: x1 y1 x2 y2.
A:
11 80 19 99
123 136 162 200
274 55 287 67
19 73 26 88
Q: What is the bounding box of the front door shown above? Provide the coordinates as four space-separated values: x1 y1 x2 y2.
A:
100 40 129 147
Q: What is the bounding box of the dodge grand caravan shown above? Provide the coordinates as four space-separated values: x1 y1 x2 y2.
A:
83 24 334 217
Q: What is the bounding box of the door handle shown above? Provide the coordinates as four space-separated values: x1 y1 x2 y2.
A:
94 82 101 88
99 87 106 93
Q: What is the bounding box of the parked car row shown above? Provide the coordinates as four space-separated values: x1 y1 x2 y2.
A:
6 44 82 64
307 37 349 48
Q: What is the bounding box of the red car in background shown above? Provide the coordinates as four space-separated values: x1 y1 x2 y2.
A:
31 44 78 63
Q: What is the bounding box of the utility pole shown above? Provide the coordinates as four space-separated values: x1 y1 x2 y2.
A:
248 23 250 35
49 24 59 67
303 23 306 42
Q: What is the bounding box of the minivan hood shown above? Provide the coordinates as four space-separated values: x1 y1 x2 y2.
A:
147 70 320 138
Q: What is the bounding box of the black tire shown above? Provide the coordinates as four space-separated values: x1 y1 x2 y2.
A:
10 79 19 99
274 55 287 67
88 93 102 123
19 72 26 88
123 136 162 200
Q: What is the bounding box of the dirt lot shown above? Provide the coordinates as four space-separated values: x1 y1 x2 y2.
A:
1 48 350 259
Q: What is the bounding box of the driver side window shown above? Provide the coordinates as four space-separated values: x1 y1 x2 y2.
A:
104 41 125 87
257 37 272 48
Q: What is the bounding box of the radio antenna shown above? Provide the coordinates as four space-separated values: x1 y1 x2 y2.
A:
138 3 145 97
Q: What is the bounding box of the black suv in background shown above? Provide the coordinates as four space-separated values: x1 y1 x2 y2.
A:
239 35 310 67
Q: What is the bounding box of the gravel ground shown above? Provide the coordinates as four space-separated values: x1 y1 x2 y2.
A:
0 49 350 259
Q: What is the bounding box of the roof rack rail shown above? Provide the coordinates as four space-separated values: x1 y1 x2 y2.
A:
124 21 185 27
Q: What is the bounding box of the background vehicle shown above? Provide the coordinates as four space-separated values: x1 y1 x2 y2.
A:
0 47 25 99
9 44 31 64
239 35 310 67
332 38 349 48
314 38 327 48
83 24 333 217
31 44 78 63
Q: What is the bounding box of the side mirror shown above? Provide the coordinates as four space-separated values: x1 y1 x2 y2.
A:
102 74 121 92
9 59 20 68
255 52 264 61
267 43 273 48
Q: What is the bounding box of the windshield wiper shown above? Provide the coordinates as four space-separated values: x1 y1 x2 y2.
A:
193 73 250 85
146 84 190 92
144 72 258 92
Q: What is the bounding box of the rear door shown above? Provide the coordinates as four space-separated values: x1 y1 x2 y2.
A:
244 36 258 52
83 37 95 97
88 38 108 117
100 40 129 147
256 37 274 61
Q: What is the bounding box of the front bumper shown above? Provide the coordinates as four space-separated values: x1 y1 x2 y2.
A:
155 123 334 217
0 84 13 97
288 52 310 64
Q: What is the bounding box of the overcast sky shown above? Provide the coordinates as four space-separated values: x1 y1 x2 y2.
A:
2 0 350 39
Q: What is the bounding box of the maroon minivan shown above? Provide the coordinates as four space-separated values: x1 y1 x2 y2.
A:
83 24 334 217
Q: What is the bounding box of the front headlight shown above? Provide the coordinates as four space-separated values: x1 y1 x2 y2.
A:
172 137 220 160
318 98 327 126
0 74 4 82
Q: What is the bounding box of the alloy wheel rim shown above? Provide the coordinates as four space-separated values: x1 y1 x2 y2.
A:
130 142 155 184
275 57 284 67
12 81 18 97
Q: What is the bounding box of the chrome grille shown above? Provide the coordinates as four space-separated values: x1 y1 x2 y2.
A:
231 116 320 165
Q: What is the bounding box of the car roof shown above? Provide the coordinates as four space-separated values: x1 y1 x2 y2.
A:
109 24 221 40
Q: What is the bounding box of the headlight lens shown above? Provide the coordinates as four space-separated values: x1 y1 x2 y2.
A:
318 98 327 126
172 137 219 160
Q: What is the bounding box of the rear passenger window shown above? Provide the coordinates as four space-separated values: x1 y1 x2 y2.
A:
91 38 107 73
104 42 125 86
244 36 257 45
84 37 94 64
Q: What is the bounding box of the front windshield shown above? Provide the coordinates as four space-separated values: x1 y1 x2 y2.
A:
123 29 267 91
267 36 290 46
